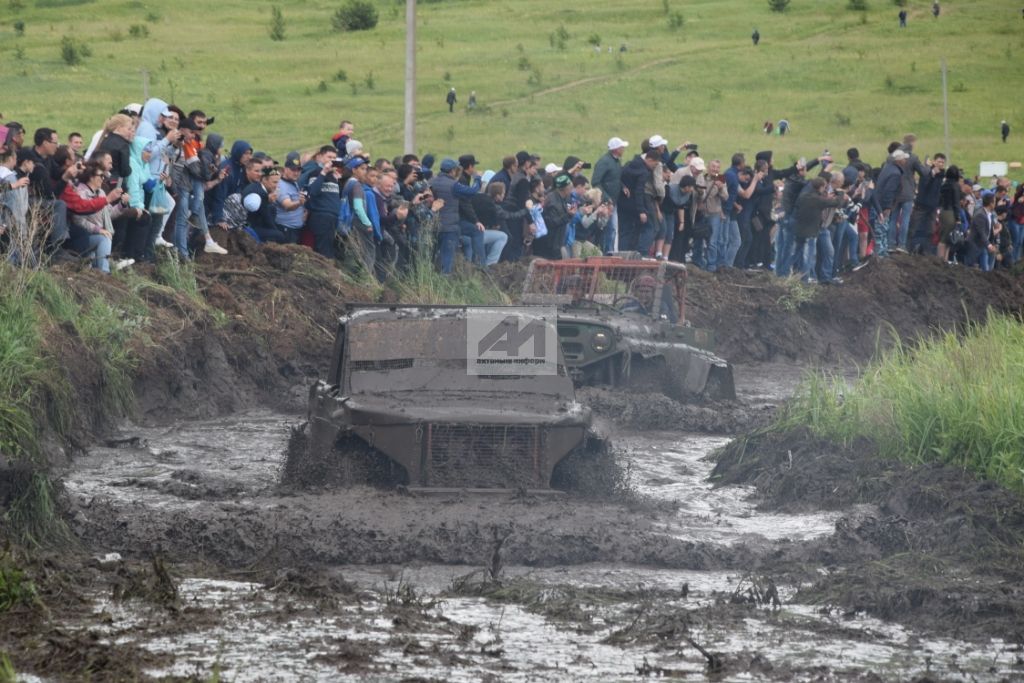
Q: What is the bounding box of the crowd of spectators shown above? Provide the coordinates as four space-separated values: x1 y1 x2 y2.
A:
1 101 1021 283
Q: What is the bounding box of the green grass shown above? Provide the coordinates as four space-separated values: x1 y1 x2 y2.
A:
153 251 201 301
0 266 144 544
388 241 510 305
775 312 1024 492
0 653 15 683
1 0 1021 179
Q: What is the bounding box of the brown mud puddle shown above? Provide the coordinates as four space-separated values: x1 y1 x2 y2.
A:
3 363 1010 681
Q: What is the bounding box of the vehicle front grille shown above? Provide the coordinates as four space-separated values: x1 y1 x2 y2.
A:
426 423 541 489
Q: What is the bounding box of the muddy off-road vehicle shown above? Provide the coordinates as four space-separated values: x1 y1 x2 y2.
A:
521 256 735 401
306 306 594 491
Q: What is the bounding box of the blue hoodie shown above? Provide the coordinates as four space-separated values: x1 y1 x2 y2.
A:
137 98 173 178
126 135 154 211
210 139 252 223
136 98 167 142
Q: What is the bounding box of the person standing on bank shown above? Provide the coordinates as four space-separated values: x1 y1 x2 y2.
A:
1001 120 1010 143
446 88 457 113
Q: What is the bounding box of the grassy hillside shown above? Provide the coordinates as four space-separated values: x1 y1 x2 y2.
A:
1 0 1021 177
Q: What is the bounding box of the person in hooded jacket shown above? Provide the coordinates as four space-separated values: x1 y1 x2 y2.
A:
124 133 161 262
210 139 253 227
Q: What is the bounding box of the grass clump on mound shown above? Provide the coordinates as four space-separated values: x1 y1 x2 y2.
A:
388 248 510 306
778 312 1024 492
0 266 145 544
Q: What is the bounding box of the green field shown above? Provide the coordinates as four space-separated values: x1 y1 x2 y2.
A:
1 0 1021 178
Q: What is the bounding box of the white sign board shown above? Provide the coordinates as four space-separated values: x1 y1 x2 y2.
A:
979 161 1008 177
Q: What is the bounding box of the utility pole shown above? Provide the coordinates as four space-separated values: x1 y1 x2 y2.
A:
404 0 416 155
941 58 950 160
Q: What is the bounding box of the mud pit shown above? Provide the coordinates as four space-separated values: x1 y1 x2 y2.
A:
4 252 1024 681
0 364 1005 681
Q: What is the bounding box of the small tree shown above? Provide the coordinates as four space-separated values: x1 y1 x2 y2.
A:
60 36 91 66
269 6 286 41
768 0 790 12
847 0 868 10
332 0 378 32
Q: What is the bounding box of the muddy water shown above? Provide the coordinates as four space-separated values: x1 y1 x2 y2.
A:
56 364 1018 681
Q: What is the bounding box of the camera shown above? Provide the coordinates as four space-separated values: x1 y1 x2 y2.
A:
684 143 698 151
411 180 429 194
581 162 592 170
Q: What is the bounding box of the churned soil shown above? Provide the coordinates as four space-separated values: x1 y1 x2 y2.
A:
711 426 1024 642
4 239 1024 680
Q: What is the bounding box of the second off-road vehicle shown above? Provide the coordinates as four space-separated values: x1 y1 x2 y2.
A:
522 256 735 401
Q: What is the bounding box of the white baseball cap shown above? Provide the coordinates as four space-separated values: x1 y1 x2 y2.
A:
690 157 706 172
607 136 629 151
891 149 910 161
648 134 668 148
544 162 562 174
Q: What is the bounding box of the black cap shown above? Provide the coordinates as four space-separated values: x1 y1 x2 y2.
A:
678 175 697 189
563 156 582 172
458 154 478 168
284 151 302 170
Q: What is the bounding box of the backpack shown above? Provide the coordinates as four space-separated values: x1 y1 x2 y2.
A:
338 179 355 235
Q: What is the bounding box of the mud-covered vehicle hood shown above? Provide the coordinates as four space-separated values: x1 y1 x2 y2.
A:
333 389 590 426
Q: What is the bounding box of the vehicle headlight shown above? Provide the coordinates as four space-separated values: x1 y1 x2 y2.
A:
591 331 611 353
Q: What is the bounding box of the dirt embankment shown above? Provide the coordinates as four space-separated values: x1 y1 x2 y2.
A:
47 234 372 452
685 255 1024 365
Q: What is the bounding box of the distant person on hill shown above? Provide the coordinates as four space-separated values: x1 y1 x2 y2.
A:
762 121 773 135
446 88 457 113
932 1 940 18
777 119 789 136
468 91 477 111
751 29 760 46
898 9 908 28
1001 120 1010 143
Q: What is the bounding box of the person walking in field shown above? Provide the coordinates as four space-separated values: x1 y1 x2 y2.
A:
446 88 457 113
751 29 760 46
932 2 940 18
899 9 908 28
1002 120 1010 143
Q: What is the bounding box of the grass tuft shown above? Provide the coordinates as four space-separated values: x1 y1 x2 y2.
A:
774 312 1024 492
